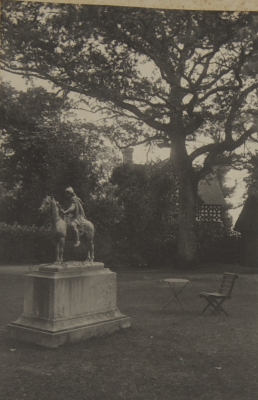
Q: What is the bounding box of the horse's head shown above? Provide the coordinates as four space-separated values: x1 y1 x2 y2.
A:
39 196 64 220
39 195 54 215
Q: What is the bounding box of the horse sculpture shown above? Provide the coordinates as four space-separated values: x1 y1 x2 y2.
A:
39 195 94 264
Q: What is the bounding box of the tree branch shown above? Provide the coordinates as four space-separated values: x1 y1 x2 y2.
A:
112 132 163 149
190 125 257 167
113 99 170 133
224 81 258 141
199 81 242 102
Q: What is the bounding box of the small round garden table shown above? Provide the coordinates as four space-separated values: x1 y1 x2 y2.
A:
162 278 189 311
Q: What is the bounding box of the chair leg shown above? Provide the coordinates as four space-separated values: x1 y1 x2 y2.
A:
202 298 228 316
201 300 213 313
210 299 228 316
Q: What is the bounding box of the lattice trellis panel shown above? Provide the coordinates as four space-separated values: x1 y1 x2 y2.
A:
171 179 223 223
196 204 222 222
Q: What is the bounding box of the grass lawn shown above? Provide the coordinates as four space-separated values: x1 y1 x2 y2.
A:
0 263 257 400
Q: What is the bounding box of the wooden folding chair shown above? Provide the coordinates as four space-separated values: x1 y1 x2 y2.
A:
199 272 239 316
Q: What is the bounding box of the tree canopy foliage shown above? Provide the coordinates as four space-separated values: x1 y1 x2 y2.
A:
0 81 102 224
2 2 258 266
2 4 258 167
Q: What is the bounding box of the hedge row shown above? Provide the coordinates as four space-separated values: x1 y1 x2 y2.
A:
0 222 118 265
0 222 241 267
0 223 54 264
196 222 241 264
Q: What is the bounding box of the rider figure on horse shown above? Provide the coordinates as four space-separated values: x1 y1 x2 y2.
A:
62 187 87 247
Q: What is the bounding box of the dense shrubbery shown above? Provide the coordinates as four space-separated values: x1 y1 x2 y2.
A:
0 221 241 267
0 222 102 264
196 222 241 264
0 160 241 267
0 223 53 264
102 162 179 267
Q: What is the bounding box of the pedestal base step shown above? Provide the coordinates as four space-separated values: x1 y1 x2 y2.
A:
9 315 131 348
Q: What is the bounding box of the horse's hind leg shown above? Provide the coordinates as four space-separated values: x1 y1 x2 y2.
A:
86 240 94 262
55 241 60 264
54 237 65 264
91 241 94 262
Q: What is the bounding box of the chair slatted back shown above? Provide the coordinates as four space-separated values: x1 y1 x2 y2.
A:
219 273 239 298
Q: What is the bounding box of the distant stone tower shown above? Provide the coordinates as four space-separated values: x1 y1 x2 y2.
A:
122 148 134 165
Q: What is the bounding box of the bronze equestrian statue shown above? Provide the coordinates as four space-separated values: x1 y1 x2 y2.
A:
39 188 94 264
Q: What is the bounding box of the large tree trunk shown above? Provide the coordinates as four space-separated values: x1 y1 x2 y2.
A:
177 168 199 269
171 135 199 269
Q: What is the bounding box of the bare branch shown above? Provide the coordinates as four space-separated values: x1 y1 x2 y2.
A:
112 132 163 149
193 48 220 88
224 81 258 141
199 81 242 103
113 99 170 133
191 126 257 167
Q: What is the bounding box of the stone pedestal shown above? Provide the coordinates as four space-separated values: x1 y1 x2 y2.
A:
9 262 131 348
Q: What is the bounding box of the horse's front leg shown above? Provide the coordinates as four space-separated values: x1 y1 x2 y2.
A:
59 237 65 263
